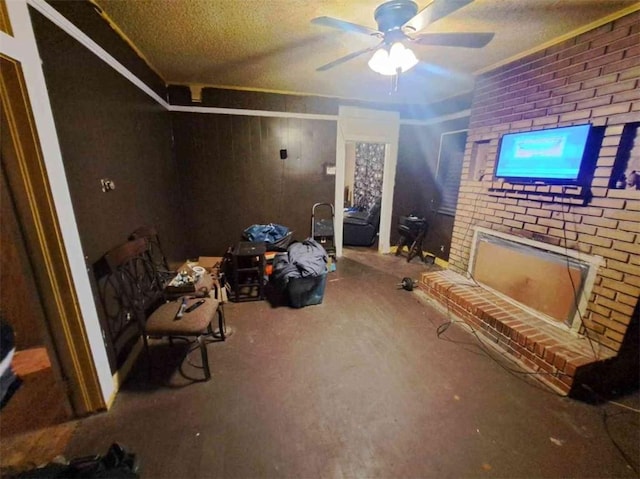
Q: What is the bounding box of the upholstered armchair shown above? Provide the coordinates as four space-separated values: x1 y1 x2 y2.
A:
343 200 381 246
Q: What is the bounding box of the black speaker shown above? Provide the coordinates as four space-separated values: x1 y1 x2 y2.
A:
279 149 287 160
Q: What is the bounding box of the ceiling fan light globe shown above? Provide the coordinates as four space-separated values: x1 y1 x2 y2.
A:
389 42 406 63
368 48 390 74
381 65 399 75
377 59 398 76
399 47 418 72
368 42 416 76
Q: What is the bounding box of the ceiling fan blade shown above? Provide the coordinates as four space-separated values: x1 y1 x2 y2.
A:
404 0 474 33
316 45 380 72
311 16 381 37
411 32 495 48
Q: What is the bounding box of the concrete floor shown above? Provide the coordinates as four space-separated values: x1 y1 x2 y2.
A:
63 253 639 478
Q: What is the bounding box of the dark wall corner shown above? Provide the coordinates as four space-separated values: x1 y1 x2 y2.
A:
167 84 193 106
43 0 167 100
393 116 470 260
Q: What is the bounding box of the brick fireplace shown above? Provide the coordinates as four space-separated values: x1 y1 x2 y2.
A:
469 227 603 333
423 10 639 395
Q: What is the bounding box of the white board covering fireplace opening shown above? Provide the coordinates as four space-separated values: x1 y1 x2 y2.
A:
469 227 603 333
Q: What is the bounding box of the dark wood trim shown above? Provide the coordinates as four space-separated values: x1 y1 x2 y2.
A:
168 85 473 120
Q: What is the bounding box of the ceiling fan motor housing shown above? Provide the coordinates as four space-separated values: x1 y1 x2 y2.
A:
374 0 419 33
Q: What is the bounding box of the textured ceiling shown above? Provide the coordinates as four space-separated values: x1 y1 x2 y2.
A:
95 0 639 105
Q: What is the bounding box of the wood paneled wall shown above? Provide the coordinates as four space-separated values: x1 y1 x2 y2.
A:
393 118 469 260
31 9 185 266
172 113 336 256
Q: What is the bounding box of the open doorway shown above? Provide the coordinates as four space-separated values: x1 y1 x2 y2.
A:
347 142 385 209
334 107 399 257
0 164 72 436
343 142 384 248
0 49 106 430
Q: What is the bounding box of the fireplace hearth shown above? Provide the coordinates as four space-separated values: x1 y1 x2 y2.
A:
419 228 612 395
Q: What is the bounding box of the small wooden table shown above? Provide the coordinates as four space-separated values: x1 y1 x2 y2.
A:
230 241 265 302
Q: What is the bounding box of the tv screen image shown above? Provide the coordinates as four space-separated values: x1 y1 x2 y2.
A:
495 124 597 185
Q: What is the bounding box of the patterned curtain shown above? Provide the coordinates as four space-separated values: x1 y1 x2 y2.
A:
354 142 385 209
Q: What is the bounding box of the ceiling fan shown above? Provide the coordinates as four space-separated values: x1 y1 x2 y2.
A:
311 0 494 75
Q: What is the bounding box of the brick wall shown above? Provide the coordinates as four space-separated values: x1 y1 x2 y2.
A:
449 10 640 355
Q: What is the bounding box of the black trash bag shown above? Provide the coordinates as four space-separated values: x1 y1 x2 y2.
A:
11 443 140 478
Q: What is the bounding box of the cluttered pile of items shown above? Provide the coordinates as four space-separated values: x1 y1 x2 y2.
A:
222 214 335 308
270 238 329 308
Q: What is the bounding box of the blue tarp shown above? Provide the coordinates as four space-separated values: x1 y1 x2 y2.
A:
243 223 290 244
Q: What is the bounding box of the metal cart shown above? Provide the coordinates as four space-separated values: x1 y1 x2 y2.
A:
311 203 336 261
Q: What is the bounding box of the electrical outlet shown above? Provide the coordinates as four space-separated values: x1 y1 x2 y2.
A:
101 178 115 192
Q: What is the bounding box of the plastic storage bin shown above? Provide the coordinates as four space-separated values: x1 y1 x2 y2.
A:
287 273 327 308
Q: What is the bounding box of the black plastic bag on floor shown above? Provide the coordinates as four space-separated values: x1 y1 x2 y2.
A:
10 443 140 478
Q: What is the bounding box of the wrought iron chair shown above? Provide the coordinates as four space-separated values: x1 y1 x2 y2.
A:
104 238 225 381
129 226 175 284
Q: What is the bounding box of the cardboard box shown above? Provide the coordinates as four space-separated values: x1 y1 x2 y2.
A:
165 261 218 298
164 264 199 296
197 256 223 274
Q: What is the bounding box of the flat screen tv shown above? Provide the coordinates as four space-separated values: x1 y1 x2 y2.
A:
494 124 602 186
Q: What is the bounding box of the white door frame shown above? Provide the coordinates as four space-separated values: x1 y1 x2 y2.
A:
3 0 113 405
334 106 400 257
